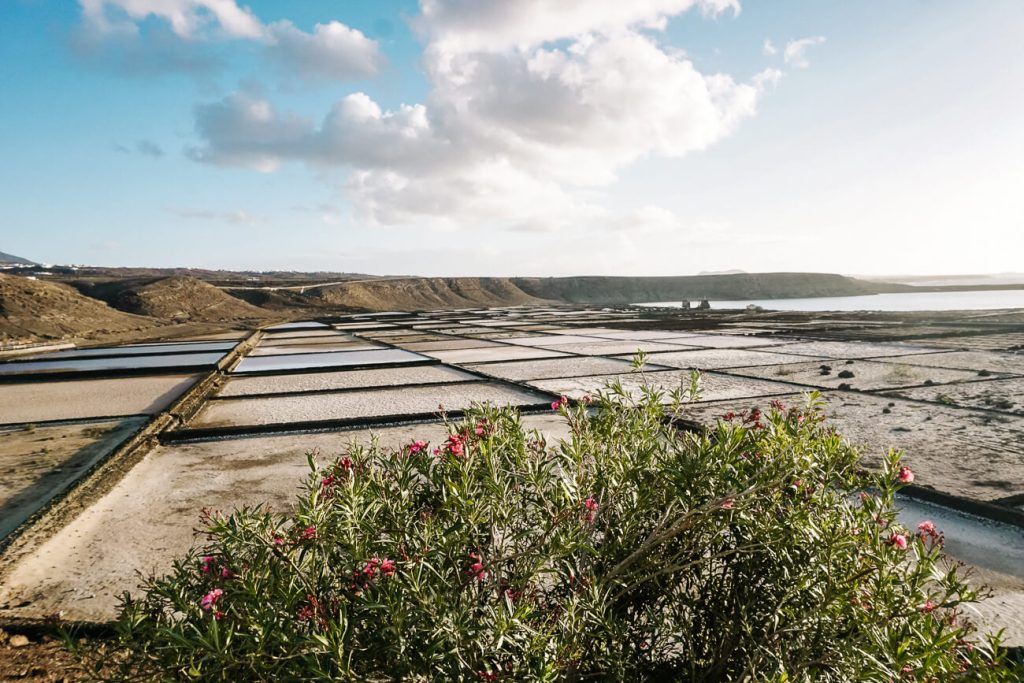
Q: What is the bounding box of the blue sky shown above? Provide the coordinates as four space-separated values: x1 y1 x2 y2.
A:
1 0 1022 276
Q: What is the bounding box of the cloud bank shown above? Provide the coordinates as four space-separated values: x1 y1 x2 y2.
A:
189 0 778 231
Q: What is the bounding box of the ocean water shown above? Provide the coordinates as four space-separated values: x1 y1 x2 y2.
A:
639 289 1024 312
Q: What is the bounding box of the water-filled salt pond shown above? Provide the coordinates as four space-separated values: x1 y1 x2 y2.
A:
232 348 429 374
0 352 226 376
21 341 236 360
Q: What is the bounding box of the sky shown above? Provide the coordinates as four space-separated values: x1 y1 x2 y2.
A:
1 0 1022 277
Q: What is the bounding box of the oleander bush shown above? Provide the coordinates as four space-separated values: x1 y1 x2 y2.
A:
105 369 1021 681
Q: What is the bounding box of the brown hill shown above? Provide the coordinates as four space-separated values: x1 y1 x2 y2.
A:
100 276 271 323
0 273 155 342
314 277 552 311
512 273 911 305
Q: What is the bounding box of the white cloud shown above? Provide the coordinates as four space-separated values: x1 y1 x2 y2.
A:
752 67 783 91
169 207 259 225
784 36 826 68
79 0 263 39
76 1 381 80
415 0 741 54
189 0 768 231
762 38 776 56
264 21 382 81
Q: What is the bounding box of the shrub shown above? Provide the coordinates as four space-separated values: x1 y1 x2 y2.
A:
106 375 1020 681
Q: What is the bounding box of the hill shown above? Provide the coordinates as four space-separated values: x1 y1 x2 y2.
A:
313 277 553 311
0 251 36 266
511 272 909 305
76 276 272 323
0 273 154 341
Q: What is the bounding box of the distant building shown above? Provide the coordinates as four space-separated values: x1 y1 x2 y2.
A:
697 299 711 309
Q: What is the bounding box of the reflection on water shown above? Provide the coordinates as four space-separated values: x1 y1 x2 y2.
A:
23 341 236 361
0 352 227 375
233 349 429 374
639 289 1024 312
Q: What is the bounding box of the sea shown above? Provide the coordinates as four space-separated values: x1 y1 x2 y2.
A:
638 289 1024 312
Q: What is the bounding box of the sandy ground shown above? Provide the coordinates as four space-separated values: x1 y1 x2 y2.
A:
0 415 569 622
0 375 198 424
0 418 146 539
893 350 1024 374
885 377 1024 415
770 340 946 359
730 358 987 391
193 381 551 428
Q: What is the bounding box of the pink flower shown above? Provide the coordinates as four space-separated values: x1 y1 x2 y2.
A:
582 496 599 523
897 465 914 484
220 567 232 579
379 558 396 578
363 558 381 579
272 534 285 546
339 456 353 472
721 498 735 510
769 399 786 412
321 475 336 488
200 555 214 574
921 600 937 614
722 411 736 421
551 395 568 411
889 532 908 550
300 526 317 541
200 588 223 610
408 440 427 454
467 552 487 582
213 610 225 620
917 520 936 535
445 434 465 456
